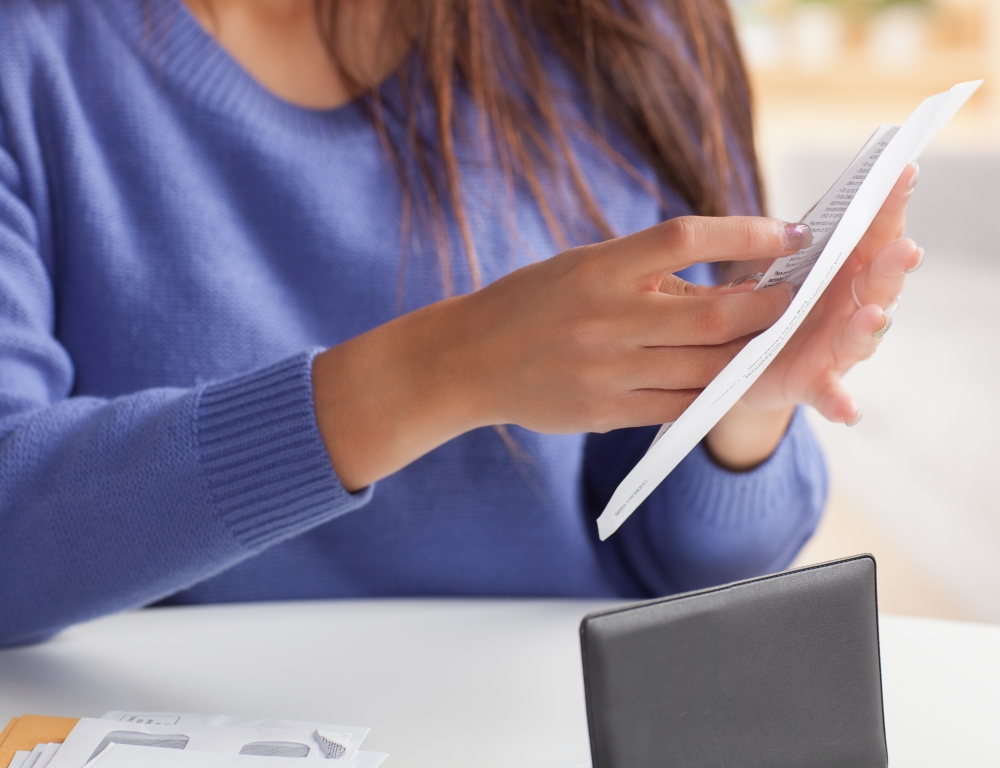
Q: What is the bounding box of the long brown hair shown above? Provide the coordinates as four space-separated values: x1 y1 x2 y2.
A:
319 0 761 293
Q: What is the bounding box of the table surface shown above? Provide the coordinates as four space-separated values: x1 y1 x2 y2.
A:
1 600 998 768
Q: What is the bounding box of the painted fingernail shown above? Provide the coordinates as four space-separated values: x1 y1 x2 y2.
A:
782 223 813 251
846 409 863 427
872 312 893 339
907 162 920 190
905 247 925 274
727 272 764 288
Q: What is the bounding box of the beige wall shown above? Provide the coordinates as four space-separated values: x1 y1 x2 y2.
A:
736 0 1000 623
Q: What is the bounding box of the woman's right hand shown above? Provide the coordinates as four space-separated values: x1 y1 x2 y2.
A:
313 216 810 490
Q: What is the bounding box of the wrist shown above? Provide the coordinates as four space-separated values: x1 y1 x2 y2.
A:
311 294 489 491
705 401 796 471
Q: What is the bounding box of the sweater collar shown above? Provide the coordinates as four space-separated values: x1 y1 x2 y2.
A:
96 0 368 136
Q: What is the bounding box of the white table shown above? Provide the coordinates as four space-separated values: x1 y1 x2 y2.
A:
1 601 998 768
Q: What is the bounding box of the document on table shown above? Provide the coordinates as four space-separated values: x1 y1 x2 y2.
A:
98 714 366 760
2 713 389 768
86 746 387 768
596 80 982 541
9 745 60 768
46 716 371 768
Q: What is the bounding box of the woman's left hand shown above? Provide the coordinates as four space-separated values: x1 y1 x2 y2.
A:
706 163 922 469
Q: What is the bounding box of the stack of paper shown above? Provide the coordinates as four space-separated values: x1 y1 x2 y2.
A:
1 713 387 768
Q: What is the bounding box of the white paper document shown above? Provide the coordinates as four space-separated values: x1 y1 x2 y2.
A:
100 714 368 753
15 746 47 768
86 745 387 768
756 125 899 289
596 80 982 541
46 716 369 768
34 744 63 768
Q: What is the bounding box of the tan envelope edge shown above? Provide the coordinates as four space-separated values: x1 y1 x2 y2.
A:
0 716 79 768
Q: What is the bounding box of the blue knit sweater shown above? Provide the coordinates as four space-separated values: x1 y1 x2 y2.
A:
0 0 827 647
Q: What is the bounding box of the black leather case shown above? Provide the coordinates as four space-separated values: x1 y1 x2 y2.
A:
580 555 887 768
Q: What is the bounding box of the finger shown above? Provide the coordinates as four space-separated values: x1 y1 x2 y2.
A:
613 215 813 280
851 239 921 310
655 273 720 297
810 377 861 425
657 268 786 296
717 257 774 286
633 282 794 347
855 163 919 258
656 272 765 297
626 337 751 391
610 388 702 429
831 304 891 371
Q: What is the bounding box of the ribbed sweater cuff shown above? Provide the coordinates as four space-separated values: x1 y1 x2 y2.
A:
196 350 373 551
674 407 826 531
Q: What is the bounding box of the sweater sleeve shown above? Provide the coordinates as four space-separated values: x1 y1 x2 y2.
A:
582 409 828 597
0 137 371 648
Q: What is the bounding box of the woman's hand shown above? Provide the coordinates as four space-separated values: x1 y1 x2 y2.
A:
706 164 921 469
313 216 812 491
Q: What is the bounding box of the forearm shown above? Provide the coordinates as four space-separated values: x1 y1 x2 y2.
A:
312 294 796 492
312 295 487 492
0 353 366 647
312 216 811 491
1 389 219 645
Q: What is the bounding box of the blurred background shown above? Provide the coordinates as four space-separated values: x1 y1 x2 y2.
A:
729 0 1000 622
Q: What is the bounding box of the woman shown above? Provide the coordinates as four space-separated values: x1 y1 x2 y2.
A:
0 0 920 647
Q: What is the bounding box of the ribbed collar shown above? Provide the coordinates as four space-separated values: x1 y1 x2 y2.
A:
96 0 367 136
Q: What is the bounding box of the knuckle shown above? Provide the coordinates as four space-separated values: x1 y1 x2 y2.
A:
561 247 599 286
673 278 701 298
738 218 771 253
591 415 617 435
584 398 620 433
688 363 715 390
663 390 698 421
661 216 699 252
693 346 733 385
696 300 732 341
767 289 792 317
703 346 734 380
655 405 683 424
681 389 700 409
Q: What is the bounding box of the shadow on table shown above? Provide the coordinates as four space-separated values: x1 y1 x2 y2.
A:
0 638 142 719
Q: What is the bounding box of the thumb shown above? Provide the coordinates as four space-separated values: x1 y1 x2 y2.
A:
657 273 769 297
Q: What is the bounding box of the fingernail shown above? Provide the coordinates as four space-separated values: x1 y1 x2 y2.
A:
727 272 764 288
872 312 893 339
905 247 925 274
846 409 863 427
782 223 813 251
907 162 920 190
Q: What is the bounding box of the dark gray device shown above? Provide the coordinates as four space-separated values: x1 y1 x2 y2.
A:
580 555 887 768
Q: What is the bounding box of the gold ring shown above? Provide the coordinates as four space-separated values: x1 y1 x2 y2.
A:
850 273 864 309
